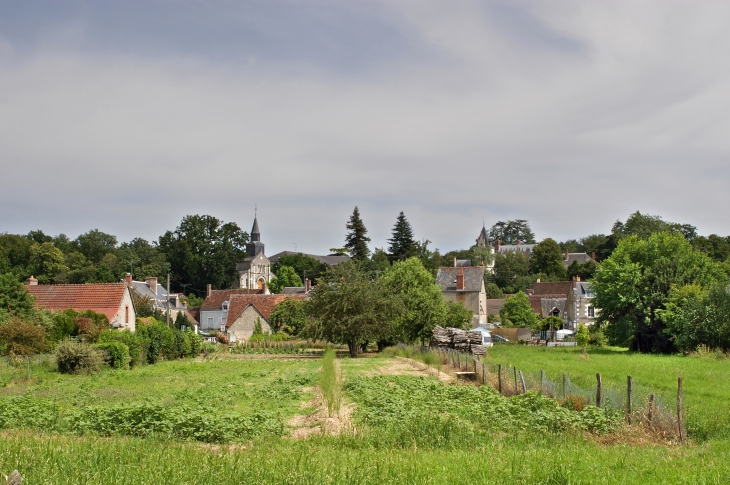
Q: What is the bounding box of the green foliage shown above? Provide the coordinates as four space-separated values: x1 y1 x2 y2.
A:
320 349 342 417
96 341 131 369
369 248 391 273
98 329 146 367
344 206 371 261
0 273 35 316
48 311 78 342
182 292 204 308
575 323 589 347
268 265 303 294
530 238 567 280
488 220 536 245
381 257 446 343
157 214 249 293
444 301 472 329
131 290 154 318
55 340 104 374
387 212 417 263
271 253 326 285
566 260 598 281
0 317 50 355
592 232 727 352
692 234 730 262
500 292 539 328
306 260 401 356
173 311 189 330
253 318 263 336
136 320 175 364
539 315 563 332
28 242 68 284
486 283 504 299
491 252 533 293
269 298 307 335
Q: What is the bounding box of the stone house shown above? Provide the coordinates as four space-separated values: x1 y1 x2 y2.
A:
199 287 264 334
566 277 597 329
224 294 307 342
435 265 487 327
25 278 136 331
526 281 573 324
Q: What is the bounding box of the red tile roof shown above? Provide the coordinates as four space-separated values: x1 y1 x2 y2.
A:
26 283 128 322
529 281 573 296
225 294 306 327
200 289 264 310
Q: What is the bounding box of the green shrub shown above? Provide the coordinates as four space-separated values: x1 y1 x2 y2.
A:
575 323 590 347
0 317 50 356
136 320 174 364
98 329 146 367
96 341 130 369
55 340 104 374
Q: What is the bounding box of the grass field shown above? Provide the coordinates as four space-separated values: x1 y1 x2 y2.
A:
1 351 730 484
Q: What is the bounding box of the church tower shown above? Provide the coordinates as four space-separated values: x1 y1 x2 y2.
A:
246 216 265 257
237 214 273 290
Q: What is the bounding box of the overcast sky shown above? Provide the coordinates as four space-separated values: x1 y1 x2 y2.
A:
1 1 729 254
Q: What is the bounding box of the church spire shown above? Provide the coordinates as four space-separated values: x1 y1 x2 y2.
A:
251 217 260 242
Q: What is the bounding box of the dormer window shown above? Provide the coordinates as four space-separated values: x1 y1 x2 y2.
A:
222 300 229 311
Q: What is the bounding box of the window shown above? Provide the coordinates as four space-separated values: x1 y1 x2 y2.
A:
588 306 595 318
222 301 229 311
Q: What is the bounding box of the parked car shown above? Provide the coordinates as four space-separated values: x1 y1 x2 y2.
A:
492 334 510 343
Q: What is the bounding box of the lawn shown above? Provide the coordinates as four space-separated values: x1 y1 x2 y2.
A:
485 345 730 440
1 352 730 484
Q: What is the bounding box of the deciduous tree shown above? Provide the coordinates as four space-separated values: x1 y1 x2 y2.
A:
499 291 539 328
268 265 303 293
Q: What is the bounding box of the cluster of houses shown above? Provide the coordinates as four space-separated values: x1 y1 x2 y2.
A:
21 218 597 342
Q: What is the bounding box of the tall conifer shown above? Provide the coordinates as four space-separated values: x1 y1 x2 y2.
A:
387 212 417 263
344 206 371 261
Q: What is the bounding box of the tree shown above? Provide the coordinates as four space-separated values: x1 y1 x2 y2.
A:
306 261 401 357
530 238 567 280
566 260 598 281
0 317 50 355
370 248 391 273
28 242 68 284
539 315 563 332
0 273 35 316
0 234 33 276
591 232 726 353
486 283 504 299
444 301 472 329
488 220 536 245
499 292 539 328
381 257 447 344
268 265 303 293
492 251 532 292
344 206 371 261
130 290 154 317
73 229 118 264
387 212 417 263
269 298 308 335
271 253 327 285
157 215 249 293
575 323 589 347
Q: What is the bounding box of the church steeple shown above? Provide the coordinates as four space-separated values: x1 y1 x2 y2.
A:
246 211 265 257
250 217 260 242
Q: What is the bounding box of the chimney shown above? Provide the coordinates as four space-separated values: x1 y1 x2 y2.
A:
145 277 158 295
456 268 465 291
124 273 132 287
454 257 457 267
591 251 596 261
576 276 580 282
25 275 38 286
206 284 212 298
305 278 311 293
573 276 577 289
495 239 501 251
536 278 541 283
565 250 569 261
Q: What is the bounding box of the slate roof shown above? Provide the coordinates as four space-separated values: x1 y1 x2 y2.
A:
573 281 593 297
497 244 536 256
26 283 128 321
455 259 473 267
130 280 186 311
281 287 306 295
529 281 573 297
435 267 485 292
201 289 264 310
563 253 594 267
225 294 307 327
528 293 568 317
268 251 349 266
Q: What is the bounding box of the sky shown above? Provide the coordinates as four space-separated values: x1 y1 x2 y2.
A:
1 1 729 254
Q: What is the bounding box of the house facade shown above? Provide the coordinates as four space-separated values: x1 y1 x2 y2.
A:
199 288 264 334
566 277 597 329
224 294 307 341
435 266 487 327
25 279 136 331
526 281 573 324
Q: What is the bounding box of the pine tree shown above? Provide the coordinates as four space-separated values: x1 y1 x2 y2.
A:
344 206 371 261
387 212 417 263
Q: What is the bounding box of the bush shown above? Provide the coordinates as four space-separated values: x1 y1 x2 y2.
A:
98 329 146 367
136 319 175 364
588 326 607 347
96 341 131 369
0 317 50 356
575 323 590 347
55 340 104 374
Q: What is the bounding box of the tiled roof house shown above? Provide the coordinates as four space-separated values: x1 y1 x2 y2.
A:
225 294 307 341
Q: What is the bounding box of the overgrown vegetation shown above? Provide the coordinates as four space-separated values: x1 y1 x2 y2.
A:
319 349 342 417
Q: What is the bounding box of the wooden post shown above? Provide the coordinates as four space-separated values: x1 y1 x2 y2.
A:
513 366 518 394
596 373 602 408
457 352 460 370
540 370 545 395
498 364 503 394
648 393 655 426
678 376 685 443
562 373 567 401
519 370 527 394
482 362 487 385
627 375 633 424
473 358 477 374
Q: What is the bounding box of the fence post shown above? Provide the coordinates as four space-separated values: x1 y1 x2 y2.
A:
596 373 602 408
482 362 487 385
473 358 477 374
513 367 518 394
678 376 685 443
627 375 633 424
562 373 567 401
456 352 460 370
648 394 655 426
540 370 545 395
498 364 503 394
519 370 527 394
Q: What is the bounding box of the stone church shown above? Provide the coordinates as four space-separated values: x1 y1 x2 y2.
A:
236 217 274 290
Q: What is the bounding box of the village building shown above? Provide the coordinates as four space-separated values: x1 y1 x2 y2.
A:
494 239 537 257
562 250 596 268
199 287 264 334
124 274 189 322
237 217 274 290
526 280 573 325
566 277 597 329
224 294 307 342
24 277 136 331
435 265 487 327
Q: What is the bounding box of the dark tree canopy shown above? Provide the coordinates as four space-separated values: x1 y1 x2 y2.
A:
344 206 371 261
530 238 567 280
488 220 536 245
271 253 327 285
157 215 248 293
387 212 417 263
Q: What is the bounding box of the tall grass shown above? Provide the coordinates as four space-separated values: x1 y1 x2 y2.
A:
320 348 342 417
